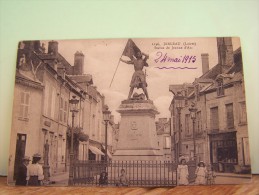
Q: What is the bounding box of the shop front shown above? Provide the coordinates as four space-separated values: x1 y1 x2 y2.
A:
209 131 238 173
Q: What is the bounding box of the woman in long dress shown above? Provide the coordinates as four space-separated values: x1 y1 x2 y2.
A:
177 159 189 185
26 153 44 186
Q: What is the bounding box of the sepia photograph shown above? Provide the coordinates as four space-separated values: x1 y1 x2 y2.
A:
8 37 251 187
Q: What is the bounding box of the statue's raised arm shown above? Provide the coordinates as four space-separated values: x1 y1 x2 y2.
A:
120 58 133 65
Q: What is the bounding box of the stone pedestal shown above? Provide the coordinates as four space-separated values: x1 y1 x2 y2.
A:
113 100 163 161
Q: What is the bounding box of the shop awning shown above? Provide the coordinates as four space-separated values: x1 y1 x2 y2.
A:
102 145 113 159
89 145 104 156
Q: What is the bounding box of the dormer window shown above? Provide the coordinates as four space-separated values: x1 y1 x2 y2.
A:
217 78 224 96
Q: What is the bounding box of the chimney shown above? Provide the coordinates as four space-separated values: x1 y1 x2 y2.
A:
217 37 234 73
73 51 84 75
201 53 209 74
48 41 58 56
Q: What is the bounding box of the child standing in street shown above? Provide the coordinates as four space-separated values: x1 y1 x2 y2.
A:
195 161 207 185
207 164 216 185
177 158 189 185
117 169 129 187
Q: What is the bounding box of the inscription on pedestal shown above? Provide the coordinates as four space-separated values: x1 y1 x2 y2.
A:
128 121 142 141
113 100 162 160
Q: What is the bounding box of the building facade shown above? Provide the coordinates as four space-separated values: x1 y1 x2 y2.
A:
8 40 114 183
8 70 43 182
169 38 250 173
155 118 172 161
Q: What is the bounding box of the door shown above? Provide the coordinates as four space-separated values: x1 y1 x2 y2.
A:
13 134 27 180
50 133 58 174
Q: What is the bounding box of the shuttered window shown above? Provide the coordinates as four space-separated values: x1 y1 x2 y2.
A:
239 102 247 124
226 103 234 129
51 87 56 119
197 111 202 133
44 82 49 116
64 101 67 122
185 114 190 135
59 97 63 121
59 96 68 123
19 91 30 119
210 107 219 131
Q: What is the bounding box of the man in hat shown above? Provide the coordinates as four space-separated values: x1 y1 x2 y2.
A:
15 156 31 186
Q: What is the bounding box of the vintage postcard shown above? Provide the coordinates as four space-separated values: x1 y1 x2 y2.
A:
8 37 251 187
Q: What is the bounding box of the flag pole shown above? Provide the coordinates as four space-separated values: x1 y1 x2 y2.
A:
109 52 123 88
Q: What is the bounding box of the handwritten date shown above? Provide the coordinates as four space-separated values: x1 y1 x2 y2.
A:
154 51 196 63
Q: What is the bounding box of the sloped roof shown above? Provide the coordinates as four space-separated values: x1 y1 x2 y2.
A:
38 53 74 75
16 70 43 89
200 63 222 80
200 83 213 93
169 83 192 95
200 47 242 80
69 74 93 85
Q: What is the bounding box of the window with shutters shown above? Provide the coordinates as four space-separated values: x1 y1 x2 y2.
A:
197 111 202 133
59 97 63 122
50 87 56 119
19 91 30 120
64 100 67 122
210 107 219 131
226 103 234 129
239 102 247 124
59 96 68 123
185 114 190 135
44 82 49 116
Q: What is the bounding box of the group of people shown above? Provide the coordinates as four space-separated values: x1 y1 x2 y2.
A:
99 169 128 187
15 153 44 186
100 160 215 187
177 158 216 185
16 153 214 187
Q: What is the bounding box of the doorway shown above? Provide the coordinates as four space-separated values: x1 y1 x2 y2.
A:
13 134 27 180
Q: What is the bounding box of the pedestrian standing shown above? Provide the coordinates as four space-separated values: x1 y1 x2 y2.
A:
195 161 207 185
26 153 44 186
177 158 189 185
15 156 31 186
207 164 216 185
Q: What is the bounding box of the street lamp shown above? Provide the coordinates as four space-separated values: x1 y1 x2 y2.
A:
68 95 79 185
103 105 111 163
189 103 198 164
174 92 185 162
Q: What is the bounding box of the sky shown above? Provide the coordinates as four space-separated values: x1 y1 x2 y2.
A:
44 38 240 123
